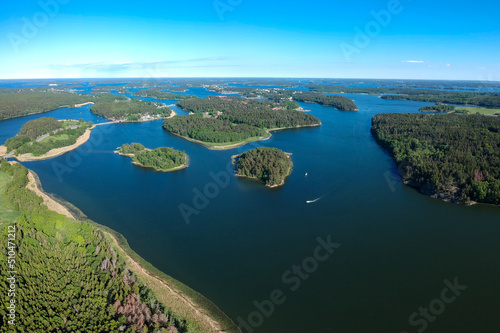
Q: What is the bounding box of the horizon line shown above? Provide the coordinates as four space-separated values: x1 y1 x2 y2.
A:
0 77 499 83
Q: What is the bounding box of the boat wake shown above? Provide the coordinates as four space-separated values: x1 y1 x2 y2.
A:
306 197 323 204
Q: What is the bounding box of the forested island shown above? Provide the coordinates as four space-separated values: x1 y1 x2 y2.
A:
90 99 173 122
234 147 293 187
371 113 500 205
3 117 94 160
133 88 198 100
0 89 123 121
117 143 188 172
209 87 359 111
163 96 320 149
0 160 190 332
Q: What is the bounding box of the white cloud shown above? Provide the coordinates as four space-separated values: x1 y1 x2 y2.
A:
401 60 425 63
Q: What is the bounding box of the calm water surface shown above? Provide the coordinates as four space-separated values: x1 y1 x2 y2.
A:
2 92 499 333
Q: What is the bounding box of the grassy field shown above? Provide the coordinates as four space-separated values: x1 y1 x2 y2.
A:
456 107 500 115
0 171 20 226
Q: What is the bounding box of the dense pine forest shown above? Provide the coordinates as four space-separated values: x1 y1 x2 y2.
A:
418 104 456 112
4 118 93 157
0 160 188 332
163 116 267 144
371 113 500 205
235 147 293 187
133 89 197 100
0 89 122 121
118 143 188 171
381 91 500 108
90 99 171 121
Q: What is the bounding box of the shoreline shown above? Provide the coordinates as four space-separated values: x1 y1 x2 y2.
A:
14 125 96 162
21 165 239 333
167 122 321 151
115 150 189 173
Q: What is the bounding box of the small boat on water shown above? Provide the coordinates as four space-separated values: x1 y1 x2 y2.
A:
306 197 322 204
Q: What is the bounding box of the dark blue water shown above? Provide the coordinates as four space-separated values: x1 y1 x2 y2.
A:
2 91 500 333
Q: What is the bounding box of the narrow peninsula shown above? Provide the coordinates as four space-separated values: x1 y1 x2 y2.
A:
0 159 238 332
2 117 95 161
116 143 188 172
234 147 293 188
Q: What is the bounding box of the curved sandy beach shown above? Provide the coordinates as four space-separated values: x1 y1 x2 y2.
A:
15 126 95 162
23 166 227 333
0 145 6 156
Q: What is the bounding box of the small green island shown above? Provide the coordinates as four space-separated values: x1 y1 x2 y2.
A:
116 143 188 172
90 98 174 122
133 88 198 100
234 147 293 188
163 96 321 149
3 117 94 161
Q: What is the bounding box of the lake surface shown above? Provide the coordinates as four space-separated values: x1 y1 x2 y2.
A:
2 90 499 333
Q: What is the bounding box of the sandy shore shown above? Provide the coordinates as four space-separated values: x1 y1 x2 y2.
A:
25 170 74 219
15 126 95 162
73 102 95 108
22 166 226 333
0 145 6 156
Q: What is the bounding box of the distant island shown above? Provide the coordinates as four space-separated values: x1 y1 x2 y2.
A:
371 113 500 206
133 88 198 100
163 96 321 149
90 98 175 122
116 143 188 172
234 147 293 188
209 86 359 111
2 117 94 161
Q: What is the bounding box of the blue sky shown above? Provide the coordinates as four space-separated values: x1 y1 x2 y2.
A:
0 0 499 80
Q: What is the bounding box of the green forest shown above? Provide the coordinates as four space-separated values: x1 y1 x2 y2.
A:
209 87 359 111
371 113 500 205
133 89 197 100
235 147 293 187
381 91 500 108
90 99 171 121
178 96 320 128
0 160 189 332
419 104 456 112
5 118 93 157
0 89 127 121
163 116 267 144
118 143 188 171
